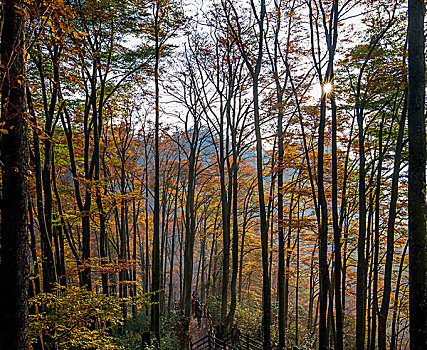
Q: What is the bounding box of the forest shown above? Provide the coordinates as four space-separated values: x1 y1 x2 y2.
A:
0 0 426 349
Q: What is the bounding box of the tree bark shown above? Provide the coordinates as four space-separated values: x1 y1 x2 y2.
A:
408 0 427 348
0 0 30 347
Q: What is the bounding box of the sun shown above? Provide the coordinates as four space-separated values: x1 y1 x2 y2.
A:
323 82 333 95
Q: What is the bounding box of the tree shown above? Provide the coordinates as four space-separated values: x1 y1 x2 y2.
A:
408 0 427 348
145 0 185 340
0 0 30 348
306 1 339 347
224 0 271 347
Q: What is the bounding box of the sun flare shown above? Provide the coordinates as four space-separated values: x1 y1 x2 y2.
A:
323 82 333 94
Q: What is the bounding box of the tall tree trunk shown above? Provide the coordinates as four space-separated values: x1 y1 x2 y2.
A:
307 0 339 346
277 89 286 350
151 1 161 341
183 128 198 327
28 90 57 293
29 204 41 296
408 0 427 348
295 202 301 347
168 151 181 313
254 68 271 350
207 211 219 300
219 112 231 322
378 92 407 349
0 1 30 347
144 137 150 297
390 241 408 350
226 0 269 343
355 70 368 350
318 91 330 350
284 192 294 336
331 90 343 350
226 142 240 325
241 1 271 346
370 120 384 350
132 198 139 316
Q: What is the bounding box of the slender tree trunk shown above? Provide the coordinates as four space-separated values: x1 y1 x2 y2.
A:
132 198 138 316
370 120 384 350
183 134 198 327
144 139 150 297
309 0 339 346
295 205 301 347
97 131 107 296
277 87 286 350
207 211 219 300
342 219 349 315
238 217 246 303
226 151 239 325
29 205 43 350
28 91 57 293
331 90 343 350
356 92 368 350
307 243 316 331
227 0 269 344
390 241 408 350
284 192 294 336
245 2 271 346
179 220 183 298
200 235 206 303
29 204 41 296
254 75 271 350
378 92 407 350
168 152 181 313
151 1 161 341
219 118 231 322
318 92 330 350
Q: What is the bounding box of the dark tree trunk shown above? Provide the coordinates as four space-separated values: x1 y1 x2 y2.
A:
226 157 239 323
97 124 108 296
151 1 161 341
284 192 294 336
307 0 339 346
144 136 150 296
318 93 330 350
277 91 285 350
0 1 30 347
370 120 384 350
226 111 240 325
331 91 343 350
183 127 198 326
27 90 57 293
408 1 427 349
390 241 408 350
225 0 269 344
254 73 271 350
219 111 231 322
355 65 368 350
29 204 41 296
207 212 219 300
132 198 139 316
168 151 181 313
295 203 301 347
378 92 407 350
